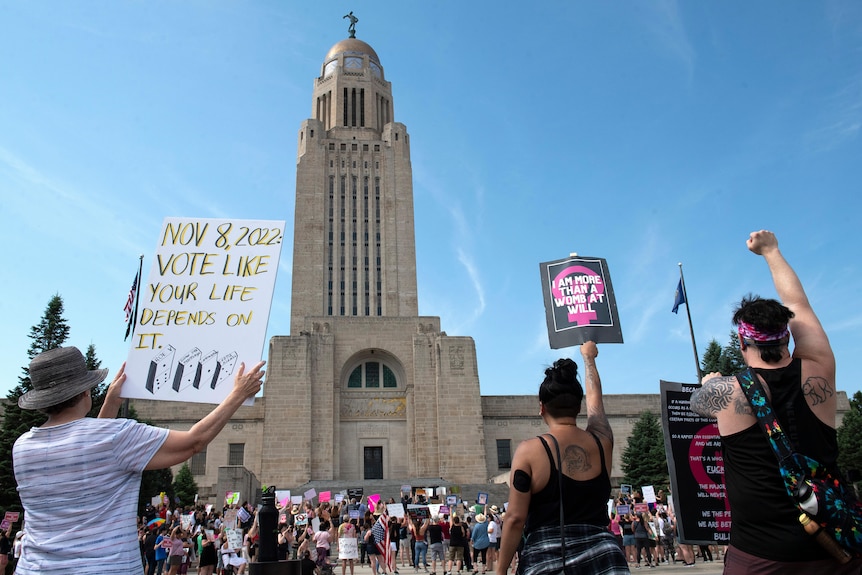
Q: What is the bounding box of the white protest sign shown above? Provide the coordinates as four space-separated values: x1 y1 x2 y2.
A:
387 503 405 518
225 527 243 550
123 217 285 405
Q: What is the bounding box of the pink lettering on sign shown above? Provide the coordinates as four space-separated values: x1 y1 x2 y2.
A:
551 266 606 325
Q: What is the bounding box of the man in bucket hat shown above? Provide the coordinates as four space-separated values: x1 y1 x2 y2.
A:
12 345 265 575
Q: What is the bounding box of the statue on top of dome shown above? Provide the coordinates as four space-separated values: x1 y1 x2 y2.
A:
343 11 358 38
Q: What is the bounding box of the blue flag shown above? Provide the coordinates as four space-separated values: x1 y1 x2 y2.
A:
672 279 686 314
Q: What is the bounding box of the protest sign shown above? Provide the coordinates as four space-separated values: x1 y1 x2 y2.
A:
476 492 488 505
291 495 303 506
226 527 243 550
304 488 317 502
388 503 405 518
225 491 241 506
4 512 20 523
661 380 729 545
320 491 331 503
406 505 429 520
347 488 364 500
642 486 656 504
223 509 238 530
123 217 284 404
0 520 9 531
339 538 359 559
539 255 623 348
276 490 291 509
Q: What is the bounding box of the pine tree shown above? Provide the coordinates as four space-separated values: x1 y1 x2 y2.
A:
140 468 175 516
0 295 71 511
172 462 199 507
701 339 723 374
838 392 862 492
621 411 670 492
719 330 746 375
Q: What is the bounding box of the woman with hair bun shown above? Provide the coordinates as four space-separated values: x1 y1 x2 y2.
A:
495 342 628 575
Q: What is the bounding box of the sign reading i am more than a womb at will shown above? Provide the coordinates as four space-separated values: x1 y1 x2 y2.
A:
123 217 285 405
539 255 623 349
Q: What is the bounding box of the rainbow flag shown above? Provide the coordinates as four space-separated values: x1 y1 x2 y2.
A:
147 517 165 530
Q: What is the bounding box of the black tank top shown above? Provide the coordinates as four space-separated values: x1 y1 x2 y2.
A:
722 358 837 561
524 432 612 533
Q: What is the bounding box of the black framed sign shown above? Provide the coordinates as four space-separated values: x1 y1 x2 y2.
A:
539 255 623 348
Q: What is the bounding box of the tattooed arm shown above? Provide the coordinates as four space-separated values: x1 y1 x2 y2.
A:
689 373 737 418
581 341 613 448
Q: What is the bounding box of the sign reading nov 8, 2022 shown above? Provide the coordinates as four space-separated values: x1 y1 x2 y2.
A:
123 217 285 405
539 255 623 348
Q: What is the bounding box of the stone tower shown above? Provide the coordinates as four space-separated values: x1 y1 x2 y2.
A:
261 35 488 487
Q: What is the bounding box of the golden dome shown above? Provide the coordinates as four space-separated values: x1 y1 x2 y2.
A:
324 38 380 64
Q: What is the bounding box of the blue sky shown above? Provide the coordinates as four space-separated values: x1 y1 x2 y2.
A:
1 1 860 400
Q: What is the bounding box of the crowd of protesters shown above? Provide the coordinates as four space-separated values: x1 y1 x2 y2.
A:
3 485 719 575
100 492 518 575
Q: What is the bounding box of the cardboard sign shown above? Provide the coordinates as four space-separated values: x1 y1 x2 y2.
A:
123 217 285 404
388 503 405 518
539 255 623 348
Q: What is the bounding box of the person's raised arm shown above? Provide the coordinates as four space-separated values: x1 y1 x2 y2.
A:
98 363 127 418
747 230 833 367
581 341 613 447
145 361 265 470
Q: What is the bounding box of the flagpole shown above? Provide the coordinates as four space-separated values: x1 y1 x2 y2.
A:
679 263 703 382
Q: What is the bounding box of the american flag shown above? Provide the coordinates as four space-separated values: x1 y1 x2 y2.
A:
373 512 394 572
124 263 142 341
123 273 138 323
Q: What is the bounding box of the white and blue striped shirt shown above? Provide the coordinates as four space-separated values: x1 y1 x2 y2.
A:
13 417 169 574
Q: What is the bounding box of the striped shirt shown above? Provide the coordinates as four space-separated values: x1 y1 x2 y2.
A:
13 417 169 574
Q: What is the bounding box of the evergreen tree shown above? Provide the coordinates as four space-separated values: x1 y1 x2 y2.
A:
0 295 71 511
84 343 109 417
621 411 670 492
701 339 723 374
172 462 199 507
838 392 862 492
719 330 746 375
140 468 175 516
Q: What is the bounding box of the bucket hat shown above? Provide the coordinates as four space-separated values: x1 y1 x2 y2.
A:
18 346 108 410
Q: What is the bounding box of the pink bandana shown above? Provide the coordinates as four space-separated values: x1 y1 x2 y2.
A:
738 320 789 344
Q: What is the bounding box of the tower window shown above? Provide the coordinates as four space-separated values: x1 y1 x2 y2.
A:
497 439 512 469
190 449 207 475
347 361 399 389
228 443 245 466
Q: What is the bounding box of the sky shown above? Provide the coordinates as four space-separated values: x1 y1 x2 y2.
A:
1 1 861 401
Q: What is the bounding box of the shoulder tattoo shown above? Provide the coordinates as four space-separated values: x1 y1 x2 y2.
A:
802 376 833 406
562 444 591 474
689 376 737 417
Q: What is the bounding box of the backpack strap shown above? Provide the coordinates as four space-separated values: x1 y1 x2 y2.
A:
735 368 808 496
545 434 568 575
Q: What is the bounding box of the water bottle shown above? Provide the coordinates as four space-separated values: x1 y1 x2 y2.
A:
798 513 852 564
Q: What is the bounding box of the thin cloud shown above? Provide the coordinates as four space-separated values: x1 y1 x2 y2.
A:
807 72 862 152
645 0 697 81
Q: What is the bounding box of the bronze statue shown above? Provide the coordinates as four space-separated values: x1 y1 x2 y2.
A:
344 11 358 38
